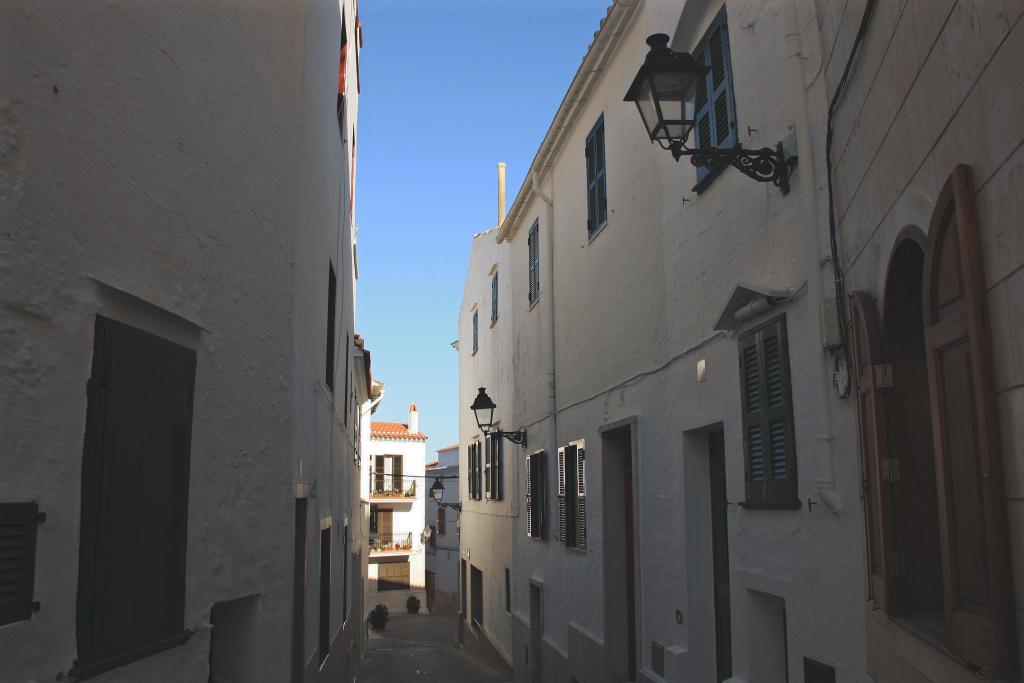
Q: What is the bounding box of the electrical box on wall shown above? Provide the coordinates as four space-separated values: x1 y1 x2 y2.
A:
819 296 842 350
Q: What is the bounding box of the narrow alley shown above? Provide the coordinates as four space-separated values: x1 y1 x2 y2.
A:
356 612 512 683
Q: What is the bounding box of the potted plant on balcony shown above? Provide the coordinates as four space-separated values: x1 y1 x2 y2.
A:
406 595 421 614
369 604 389 631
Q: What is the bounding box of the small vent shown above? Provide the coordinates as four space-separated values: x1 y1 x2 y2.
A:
651 640 665 676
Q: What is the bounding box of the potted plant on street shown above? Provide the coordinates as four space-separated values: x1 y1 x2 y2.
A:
406 595 421 614
369 604 389 631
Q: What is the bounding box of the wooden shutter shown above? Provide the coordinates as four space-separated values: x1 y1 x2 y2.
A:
77 316 195 668
585 134 596 235
472 311 478 353
393 455 403 494
693 7 737 184
437 508 446 536
850 291 894 611
576 443 587 550
492 272 499 322
528 222 540 306
493 434 503 501
739 316 797 505
526 453 535 537
326 265 337 391
923 165 1014 677
484 437 493 500
557 447 567 543
0 502 41 626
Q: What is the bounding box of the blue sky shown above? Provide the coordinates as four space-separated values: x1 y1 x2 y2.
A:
355 1 611 451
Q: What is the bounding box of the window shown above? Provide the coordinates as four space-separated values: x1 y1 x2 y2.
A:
738 315 798 507
557 441 586 549
468 442 482 501
472 309 479 354
337 12 348 133
692 7 737 188
585 116 608 237
373 455 404 496
291 496 307 683
74 316 195 677
437 507 446 536
326 265 337 391
377 560 410 592
491 272 499 323
484 432 503 501
504 568 511 614
318 524 331 664
0 502 41 626
853 167 1016 677
526 451 545 538
528 221 540 307
343 334 350 425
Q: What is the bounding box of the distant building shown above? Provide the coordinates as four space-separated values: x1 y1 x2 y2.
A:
426 445 460 614
366 405 429 613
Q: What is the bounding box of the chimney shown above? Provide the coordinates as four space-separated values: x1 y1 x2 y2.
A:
497 162 507 227
408 403 419 434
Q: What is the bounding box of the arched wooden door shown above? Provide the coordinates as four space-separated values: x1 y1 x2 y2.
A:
850 291 894 612
923 164 1014 677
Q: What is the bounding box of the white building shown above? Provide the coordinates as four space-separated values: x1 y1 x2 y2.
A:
0 1 368 681
457 164 517 661
426 445 461 614
365 404 430 613
459 1 873 682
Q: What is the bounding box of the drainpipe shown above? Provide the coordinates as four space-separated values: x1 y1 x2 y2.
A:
786 0 842 516
532 171 558 448
498 162 507 226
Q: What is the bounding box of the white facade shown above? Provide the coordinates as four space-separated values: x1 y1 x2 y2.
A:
365 405 430 614
425 452 461 614
0 1 367 681
459 1 871 682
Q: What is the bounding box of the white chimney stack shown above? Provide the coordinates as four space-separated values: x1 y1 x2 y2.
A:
408 402 419 434
497 162 507 227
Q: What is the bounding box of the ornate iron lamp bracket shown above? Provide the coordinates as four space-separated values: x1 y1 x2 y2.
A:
671 141 798 195
495 429 527 449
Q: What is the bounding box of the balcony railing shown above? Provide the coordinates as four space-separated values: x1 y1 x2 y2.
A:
369 532 413 554
370 473 416 499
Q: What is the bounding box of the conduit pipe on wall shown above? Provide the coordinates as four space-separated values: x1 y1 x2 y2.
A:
785 0 842 516
532 171 558 450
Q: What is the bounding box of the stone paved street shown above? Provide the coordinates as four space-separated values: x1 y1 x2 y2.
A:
356 612 513 683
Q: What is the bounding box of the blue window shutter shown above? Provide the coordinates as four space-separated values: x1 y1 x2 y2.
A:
694 8 738 183
491 273 498 322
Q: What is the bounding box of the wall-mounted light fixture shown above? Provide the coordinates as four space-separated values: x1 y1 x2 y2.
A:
624 34 797 194
430 477 462 512
470 387 527 448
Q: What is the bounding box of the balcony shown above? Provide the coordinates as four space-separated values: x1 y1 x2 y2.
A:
369 532 414 556
369 473 417 501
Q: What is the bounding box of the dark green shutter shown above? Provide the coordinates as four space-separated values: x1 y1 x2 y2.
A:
526 454 534 537
0 502 42 626
528 222 540 306
739 315 797 505
576 444 586 550
557 447 566 543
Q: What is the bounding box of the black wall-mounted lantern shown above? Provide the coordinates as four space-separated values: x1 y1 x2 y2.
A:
470 387 527 448
430 477 462 512
624 34 797 194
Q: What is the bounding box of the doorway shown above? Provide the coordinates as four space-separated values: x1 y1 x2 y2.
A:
471 565 483 628
425 571 436 612
601 421 637 682
529 582 543 683
709 431 732 681
883 238 943 625
460 559 467 620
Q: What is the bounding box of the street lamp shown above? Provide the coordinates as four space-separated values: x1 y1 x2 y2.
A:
624 34 797 194
470 387 527 448
430 477 462 512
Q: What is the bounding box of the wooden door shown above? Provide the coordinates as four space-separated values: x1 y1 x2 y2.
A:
471 565 483 627
709 432 732 682
425 571 435 612
923 165 1014 676
850 291 894 611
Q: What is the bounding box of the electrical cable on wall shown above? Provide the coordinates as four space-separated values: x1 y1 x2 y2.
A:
825 0 877 399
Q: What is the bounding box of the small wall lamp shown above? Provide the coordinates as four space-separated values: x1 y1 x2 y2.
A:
470 387 527 448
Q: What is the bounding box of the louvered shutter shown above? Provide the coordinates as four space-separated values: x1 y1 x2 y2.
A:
491 272 499 323
739 316 796 504
437 508 446 536
576 444 586 550
526 453 534 536
693 8 737 184
528 222 540 306
923 165 1014 677
484 436 493 500
557 447 567 543
0 502 41 626
472 311 478 354
493 434 503 501
585 137 596 235
851 291 894 611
